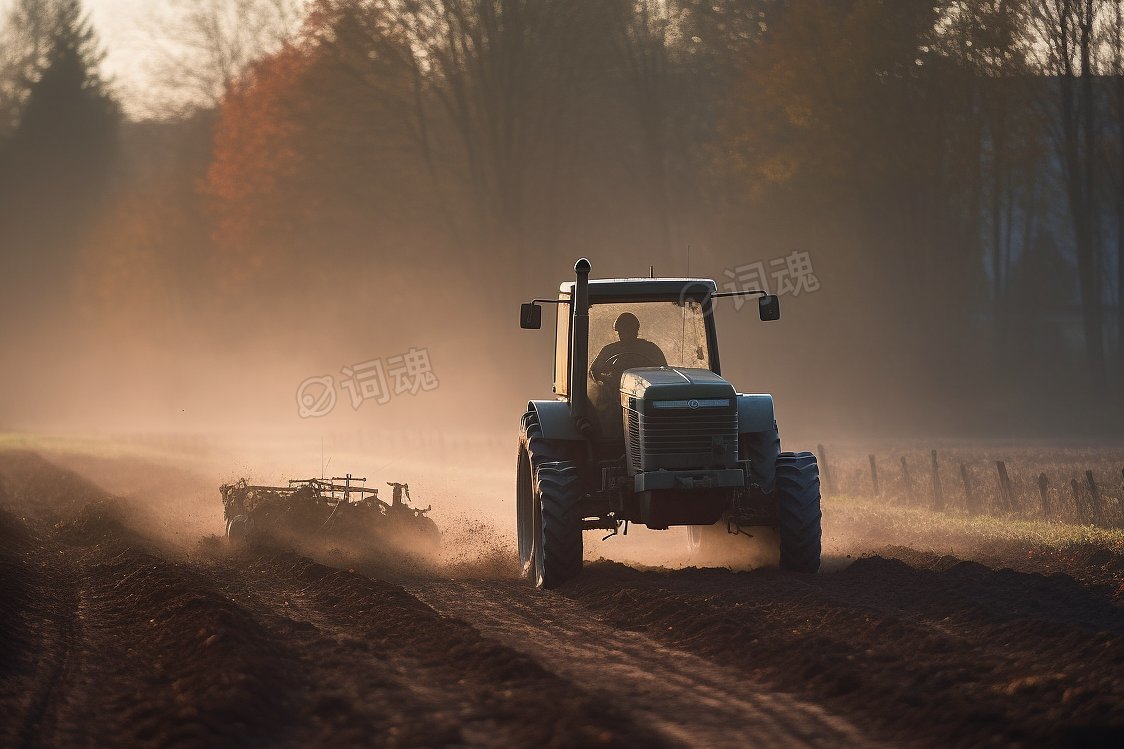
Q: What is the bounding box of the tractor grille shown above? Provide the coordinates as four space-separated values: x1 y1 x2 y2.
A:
626 409 738 473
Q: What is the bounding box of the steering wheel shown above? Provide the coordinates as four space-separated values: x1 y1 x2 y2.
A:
591 351 660 385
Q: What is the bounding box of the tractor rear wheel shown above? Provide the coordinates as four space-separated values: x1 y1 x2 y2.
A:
775 451 822 573
531 461 583 588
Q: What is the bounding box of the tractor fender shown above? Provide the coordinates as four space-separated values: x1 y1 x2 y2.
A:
528 400 583 442
737 394 776 433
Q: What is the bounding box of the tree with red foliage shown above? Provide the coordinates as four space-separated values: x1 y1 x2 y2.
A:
205 44 316 287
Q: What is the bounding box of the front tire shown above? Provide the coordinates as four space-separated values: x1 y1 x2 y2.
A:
532 461 583 588
517 412 578 585
775 452 822 572
741 425 781 492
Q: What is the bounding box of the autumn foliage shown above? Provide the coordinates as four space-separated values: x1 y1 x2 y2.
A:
206 43 316 287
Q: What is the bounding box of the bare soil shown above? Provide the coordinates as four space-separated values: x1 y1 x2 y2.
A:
1 449 1121 748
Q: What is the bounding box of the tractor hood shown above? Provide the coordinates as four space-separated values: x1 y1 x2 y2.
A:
619 368 737 414
619 368 740 476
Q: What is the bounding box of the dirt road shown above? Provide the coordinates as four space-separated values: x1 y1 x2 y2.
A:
1 449 1121 748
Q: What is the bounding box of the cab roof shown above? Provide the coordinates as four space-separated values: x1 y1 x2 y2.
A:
558 278 718 301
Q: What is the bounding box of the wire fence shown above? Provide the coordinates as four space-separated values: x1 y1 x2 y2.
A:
816 444 1124 528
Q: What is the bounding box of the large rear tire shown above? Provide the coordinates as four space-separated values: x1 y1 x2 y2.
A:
775 451 822 573
532 461 583 588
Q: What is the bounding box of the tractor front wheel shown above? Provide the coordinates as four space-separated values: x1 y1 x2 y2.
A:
531 461 583 588
517 412 580 585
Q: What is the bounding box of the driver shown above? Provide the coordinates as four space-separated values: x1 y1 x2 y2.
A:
590 312 667 384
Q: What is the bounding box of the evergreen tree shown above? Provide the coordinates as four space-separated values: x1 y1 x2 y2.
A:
0 0 120 305
14 0 119 179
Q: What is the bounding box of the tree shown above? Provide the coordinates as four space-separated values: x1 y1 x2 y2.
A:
216 0 628 285
938 1 1041 367
605 1 728 266
717 4 970 297
713 0 1072 422
13 0 119 171
0 0 120 379
1027 0 1108 392
1 0 119 278
0 0 55 137
205 43 316 287
142 0 304 115
1107 0 1124 414
425 1 613 263
204 8 444 289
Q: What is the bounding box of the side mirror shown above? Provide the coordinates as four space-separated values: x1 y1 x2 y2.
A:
759 294 780 321
520 302 542 329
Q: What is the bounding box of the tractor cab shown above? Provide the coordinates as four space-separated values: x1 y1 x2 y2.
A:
551 281 717 451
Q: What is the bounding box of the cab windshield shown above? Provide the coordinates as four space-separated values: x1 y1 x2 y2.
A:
588 300 710 375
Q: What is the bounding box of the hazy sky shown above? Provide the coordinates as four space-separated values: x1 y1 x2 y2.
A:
3 0 308 116
72 0 156 103
3 0 181 113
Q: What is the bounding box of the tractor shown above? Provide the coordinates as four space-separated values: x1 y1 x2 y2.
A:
516 258 821 588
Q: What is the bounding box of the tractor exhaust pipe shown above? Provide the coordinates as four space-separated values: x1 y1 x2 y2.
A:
570 258 593 438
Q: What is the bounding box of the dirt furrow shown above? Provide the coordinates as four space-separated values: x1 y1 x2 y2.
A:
206 548 670 748
405 578 875 749
0 504 80 749
0 452 313 747
1 453 669 748
5 449 1121 748
15 548 80 749
561 559 1124 747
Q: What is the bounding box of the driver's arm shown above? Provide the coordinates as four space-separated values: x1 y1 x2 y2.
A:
589 345 612 383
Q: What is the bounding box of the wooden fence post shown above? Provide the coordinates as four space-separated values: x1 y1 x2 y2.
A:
1037 474 1050 519
960 463 977 514
869 454 880 497
930 450 943 511
817 444 831 496
996 461 1014 513
1085 471 1106 526
900 457 913 501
